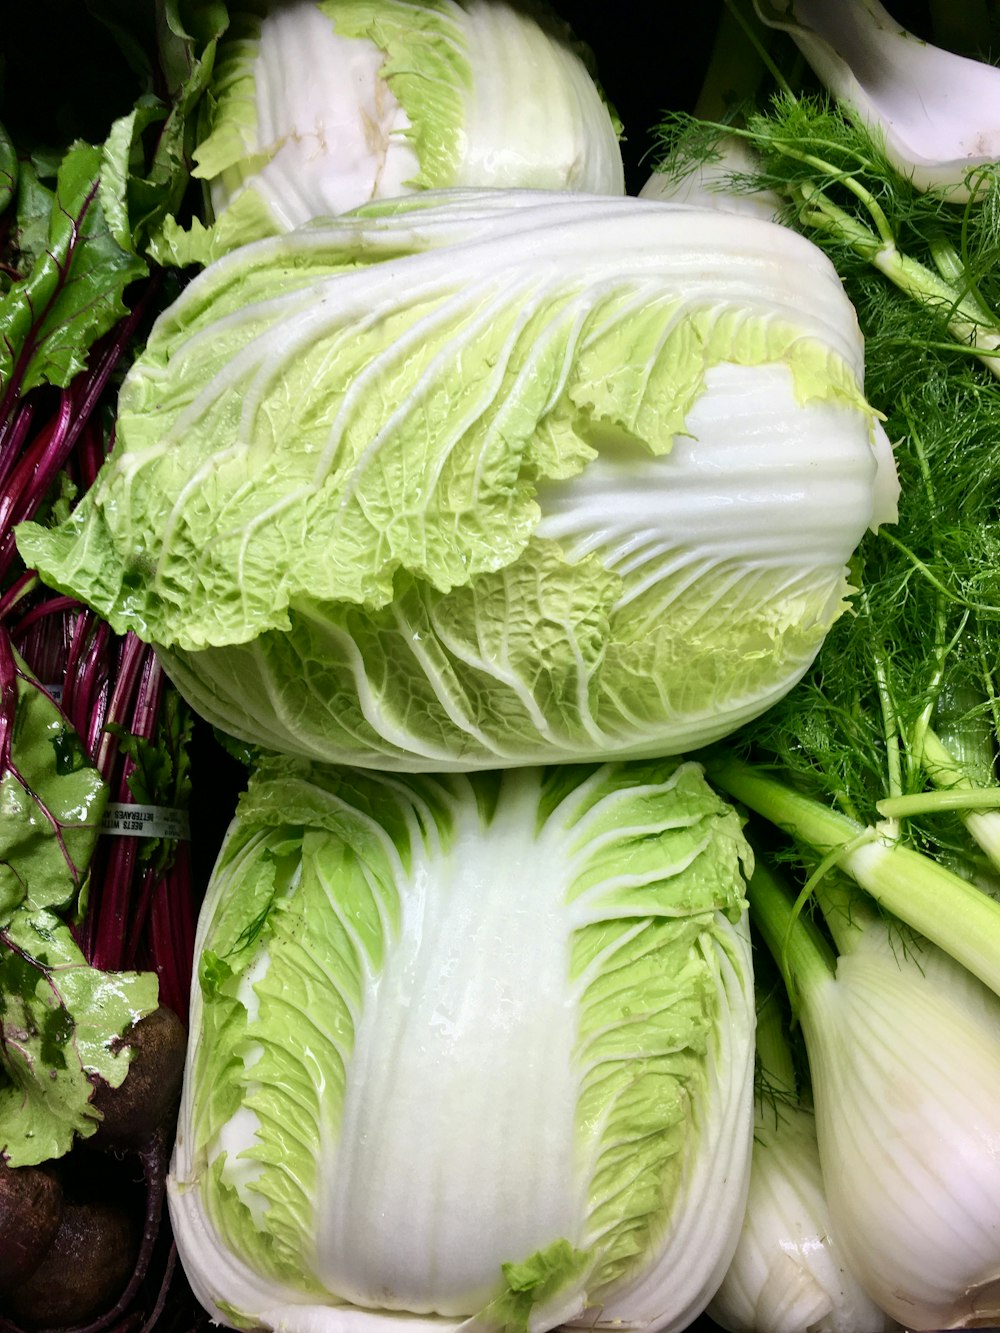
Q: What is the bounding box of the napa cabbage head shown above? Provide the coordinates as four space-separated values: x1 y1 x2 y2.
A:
18 190 899 772
154 0 624 265
167 754 756 1333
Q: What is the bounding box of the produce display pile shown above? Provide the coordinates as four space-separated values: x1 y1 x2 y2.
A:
2 1 1000 1331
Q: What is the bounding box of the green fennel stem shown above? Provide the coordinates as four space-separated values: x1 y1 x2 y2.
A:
753 988 798 1095
745 859 836 1015
810 875 874 957
788 183 1000 378
895 411 958 788
706 754 1000 997
862 592 903 809
877 787 1000 815
928 235 997 326
894 726 1000 873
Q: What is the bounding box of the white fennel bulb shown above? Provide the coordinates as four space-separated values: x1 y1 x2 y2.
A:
168 756 756 1332
747 859 1000 1331
708 996 896 1333
755 0 1000 199
708 1101 896 1333
804 924 1000 1329
639 138 782 223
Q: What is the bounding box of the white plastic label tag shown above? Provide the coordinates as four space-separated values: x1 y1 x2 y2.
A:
100 802 191 840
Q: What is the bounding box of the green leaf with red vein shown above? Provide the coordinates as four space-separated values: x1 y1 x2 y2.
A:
0 653 108 928
0 140 146 400
0 903 158 1166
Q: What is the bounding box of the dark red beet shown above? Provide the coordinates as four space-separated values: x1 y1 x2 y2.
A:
5 1197 137 1327
88 1005 187 1149
0 1161 62 1289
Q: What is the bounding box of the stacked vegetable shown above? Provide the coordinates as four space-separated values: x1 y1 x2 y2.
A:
5 0 1000 1331
10 1 896 1329
4 4 760 1330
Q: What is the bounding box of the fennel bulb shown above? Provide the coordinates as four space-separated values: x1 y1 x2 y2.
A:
707 995 895 1333
156 0 624 264
755 0 1000 199
748 860 1000 1331
168 756 756 1332
19 190 897 771
708 1100 896 1333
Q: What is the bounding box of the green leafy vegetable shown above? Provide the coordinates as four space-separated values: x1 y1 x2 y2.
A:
100 0 229 258
0 143 146 399
0 2 226 406
0 903 158 1166
0 667 104 925
0 0 223 1182
0 650 157 1167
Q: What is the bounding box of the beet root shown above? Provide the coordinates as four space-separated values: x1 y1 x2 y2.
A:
0 1161 63 1290
88 1004 187 1150
4 1196 138 1327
